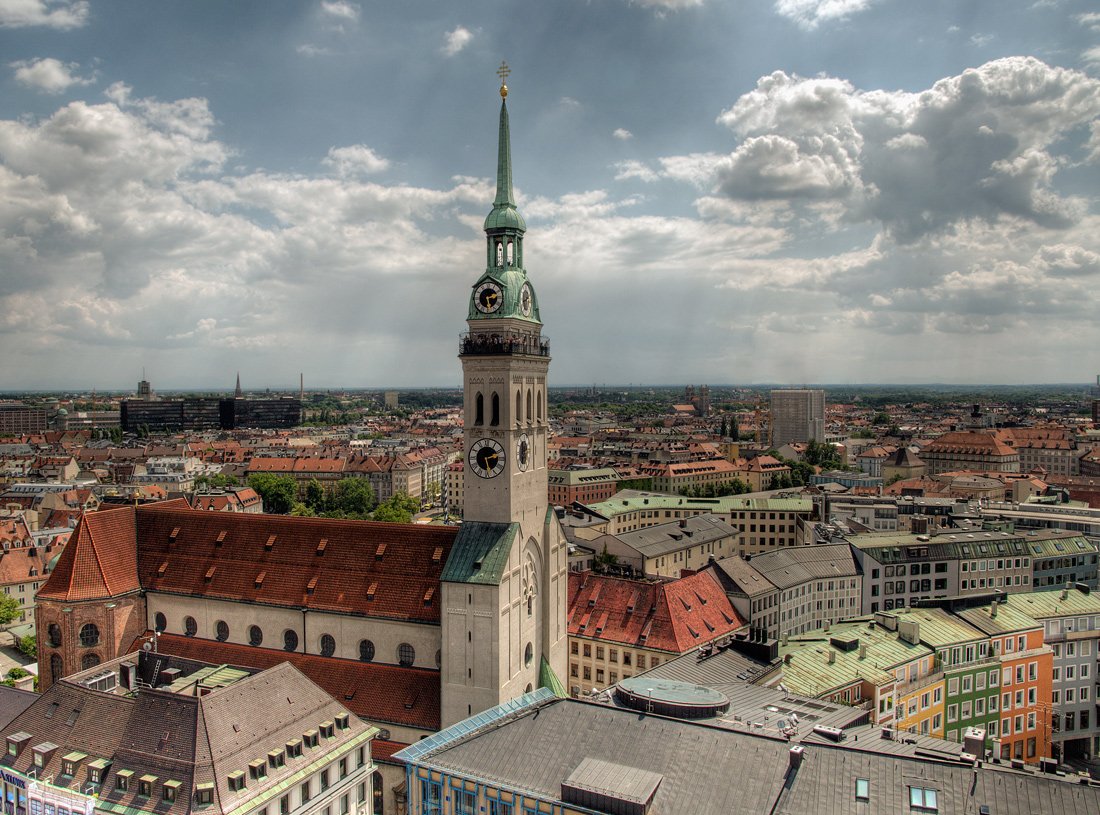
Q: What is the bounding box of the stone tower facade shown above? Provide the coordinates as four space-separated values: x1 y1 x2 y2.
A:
439 72 568 726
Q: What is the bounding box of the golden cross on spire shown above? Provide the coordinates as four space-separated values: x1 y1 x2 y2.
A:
497 61 510 97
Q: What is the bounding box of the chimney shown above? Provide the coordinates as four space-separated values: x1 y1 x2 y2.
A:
990 600 998 618
679 519 687 529
788 745 804 772
859 644 867 660
827 650 836 665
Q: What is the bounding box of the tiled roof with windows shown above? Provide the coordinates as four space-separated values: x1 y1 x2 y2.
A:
136 632 441 730
0 653 372 815
566 571 746 653
36 504 144 602
136 503 457 623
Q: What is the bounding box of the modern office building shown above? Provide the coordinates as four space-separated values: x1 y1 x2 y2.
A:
769 389 825 447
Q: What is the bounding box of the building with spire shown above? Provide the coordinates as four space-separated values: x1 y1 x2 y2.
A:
442 66 568 725
32 72 566 815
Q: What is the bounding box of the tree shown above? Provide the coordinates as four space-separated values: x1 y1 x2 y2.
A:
592 544 619 574
15 634 36 660
0 594 21 627
372 492 419 524
304 478 326 513
332 478 376 518
247 473 298 514
290 502 316 517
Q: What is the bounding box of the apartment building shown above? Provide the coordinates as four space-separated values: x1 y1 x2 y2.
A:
706 543 862 639
565 571 745 696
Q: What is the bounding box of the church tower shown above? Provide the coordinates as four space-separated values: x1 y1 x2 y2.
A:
440 66 568 726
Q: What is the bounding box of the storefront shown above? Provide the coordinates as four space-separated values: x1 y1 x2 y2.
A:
1 770 95 815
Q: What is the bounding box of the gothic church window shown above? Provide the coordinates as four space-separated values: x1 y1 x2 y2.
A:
49 653 63 683
491 393 500 426
320 634 336 657
47 623 62 647
81 654 100 670
475 393 484 426
79 623 99 647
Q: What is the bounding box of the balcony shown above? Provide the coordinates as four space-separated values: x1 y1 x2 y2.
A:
459 332 550 358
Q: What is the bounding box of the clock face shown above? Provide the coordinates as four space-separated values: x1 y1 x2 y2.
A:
516 433 531 472
519 284 533 317
475 282 504 314
468 438 506 479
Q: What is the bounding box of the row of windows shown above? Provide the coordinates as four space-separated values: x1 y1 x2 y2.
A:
569 642 659 669
45 623 99 648
160 614 420 666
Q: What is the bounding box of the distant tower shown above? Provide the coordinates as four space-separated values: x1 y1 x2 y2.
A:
769 389 825 447
235 372 243 398
441 66 568 725
137 370 153 401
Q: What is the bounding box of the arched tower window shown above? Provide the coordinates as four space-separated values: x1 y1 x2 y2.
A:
79 623 99 647
496 241 504 267
538 390 544 421
507 240 514 265
475 392 484 426
81 653 100 670
47 623 62 648
491 392 500 426
516 390 522 427
526 389 533 421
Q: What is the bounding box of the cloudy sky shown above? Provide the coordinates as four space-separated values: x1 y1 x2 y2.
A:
2 0 1099 390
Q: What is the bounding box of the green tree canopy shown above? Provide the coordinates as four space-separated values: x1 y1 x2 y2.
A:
247 473 298 514
0 594 21 626
332 478 377 518
372 492 419 524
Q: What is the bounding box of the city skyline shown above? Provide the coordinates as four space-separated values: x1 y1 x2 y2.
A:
1 1 1099 388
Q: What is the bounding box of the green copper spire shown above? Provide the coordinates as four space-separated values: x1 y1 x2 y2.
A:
494 96 516 209
484 62 526 233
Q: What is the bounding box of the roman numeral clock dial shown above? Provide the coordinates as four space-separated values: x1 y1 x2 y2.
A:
468 438 506 478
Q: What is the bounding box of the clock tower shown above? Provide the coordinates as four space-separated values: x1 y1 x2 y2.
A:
440 66 568 726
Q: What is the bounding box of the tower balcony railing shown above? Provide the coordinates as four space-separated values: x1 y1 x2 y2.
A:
460 332 550 358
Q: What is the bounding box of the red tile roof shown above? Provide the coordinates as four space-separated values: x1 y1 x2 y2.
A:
37 505 141 601
134 631 441 730
566 571 746 654
136 504 458 623
372 739 411 766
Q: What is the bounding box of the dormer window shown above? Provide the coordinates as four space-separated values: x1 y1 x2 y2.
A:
32 741 58 769
61 750 87 776
319 721 334 739
303 729 319 749
248 758 267 780
286 738 303 758
7 731 30 757
335 713 350 731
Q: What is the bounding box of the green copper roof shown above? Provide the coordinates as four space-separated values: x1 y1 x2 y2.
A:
484 99 526 233
442 521 518 585
539 656 568 698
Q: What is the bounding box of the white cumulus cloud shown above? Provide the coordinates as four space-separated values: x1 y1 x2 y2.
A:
322 144 390 177
613 128 633 140
442 25 473 56
11 57 94 94
774 0 876 29
0 0 88 29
